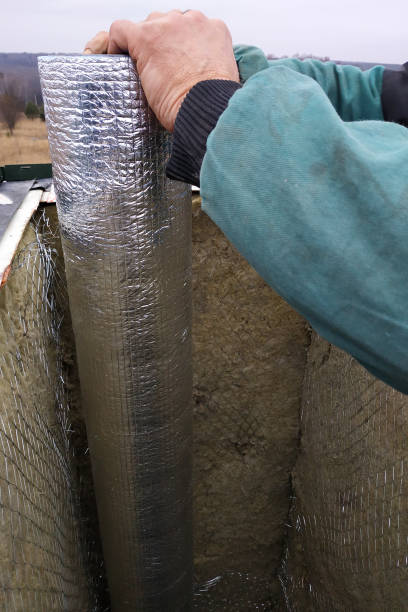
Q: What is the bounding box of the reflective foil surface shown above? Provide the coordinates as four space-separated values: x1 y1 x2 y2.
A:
39 55 193 612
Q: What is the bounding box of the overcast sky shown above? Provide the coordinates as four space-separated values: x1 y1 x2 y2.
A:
2 0 407 63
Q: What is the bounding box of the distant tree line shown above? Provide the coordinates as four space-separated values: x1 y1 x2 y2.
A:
0 53 44 135
0 53 43 105
0 72 44 135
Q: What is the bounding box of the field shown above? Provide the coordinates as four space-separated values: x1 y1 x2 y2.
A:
0 115 50 165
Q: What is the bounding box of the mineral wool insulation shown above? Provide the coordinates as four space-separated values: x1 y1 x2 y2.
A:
39 55 193 612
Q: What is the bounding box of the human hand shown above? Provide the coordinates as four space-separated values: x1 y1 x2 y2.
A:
83 10 239 132
83 31 109 55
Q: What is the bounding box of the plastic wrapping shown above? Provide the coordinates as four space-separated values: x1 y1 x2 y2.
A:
38 55 192 611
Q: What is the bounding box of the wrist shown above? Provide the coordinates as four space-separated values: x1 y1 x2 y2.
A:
168 75 240 132
166 79 242 185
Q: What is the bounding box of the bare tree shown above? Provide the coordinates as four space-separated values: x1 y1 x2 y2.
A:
0 77 23 135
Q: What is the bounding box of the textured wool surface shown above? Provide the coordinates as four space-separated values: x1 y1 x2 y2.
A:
282 332 408 610
0 213 92 611
191 195 309 609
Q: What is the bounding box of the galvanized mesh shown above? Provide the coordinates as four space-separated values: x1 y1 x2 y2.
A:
3 204 408 612
0 209 107 612
281 332 408 611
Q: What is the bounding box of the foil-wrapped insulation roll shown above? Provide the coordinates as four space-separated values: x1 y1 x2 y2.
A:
38 55 193 611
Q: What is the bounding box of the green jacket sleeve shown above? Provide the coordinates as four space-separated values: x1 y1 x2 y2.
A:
200 62 408 394
234 45 385 122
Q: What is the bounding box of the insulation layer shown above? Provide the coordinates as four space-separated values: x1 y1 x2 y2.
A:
39 55 192 612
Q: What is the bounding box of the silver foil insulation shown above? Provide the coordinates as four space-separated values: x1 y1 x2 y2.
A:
38 55 193 611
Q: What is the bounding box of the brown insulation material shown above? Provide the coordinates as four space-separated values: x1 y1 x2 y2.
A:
191 196 310 609
283 332 408 611
0 211 91 611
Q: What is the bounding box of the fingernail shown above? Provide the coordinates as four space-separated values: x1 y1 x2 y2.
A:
83 48 92 54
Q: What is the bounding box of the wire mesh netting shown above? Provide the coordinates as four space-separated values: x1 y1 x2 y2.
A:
281 332 408 611
0 209 107 611
1 196 307 612
2 202 408 612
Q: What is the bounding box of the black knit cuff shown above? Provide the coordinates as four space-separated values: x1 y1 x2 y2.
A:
166 79 242 187
382 62 408 127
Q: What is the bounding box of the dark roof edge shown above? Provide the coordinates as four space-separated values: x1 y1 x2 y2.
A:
0 163 52 183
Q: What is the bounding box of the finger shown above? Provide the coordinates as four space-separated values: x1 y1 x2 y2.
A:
108 20 140 55
182 9 206 21
146 9 189 22
144 11 166 21
83 31 109 54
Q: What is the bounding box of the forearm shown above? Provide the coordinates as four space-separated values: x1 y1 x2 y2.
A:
268 58 385 121
166 79 242 185
171 64 408 393
269 58 408 126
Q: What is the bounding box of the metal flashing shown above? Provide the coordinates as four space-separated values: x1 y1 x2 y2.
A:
0 180 35 237
0 163 52 182
0 189 43 287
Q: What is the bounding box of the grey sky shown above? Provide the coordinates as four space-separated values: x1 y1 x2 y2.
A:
2 0 407 63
